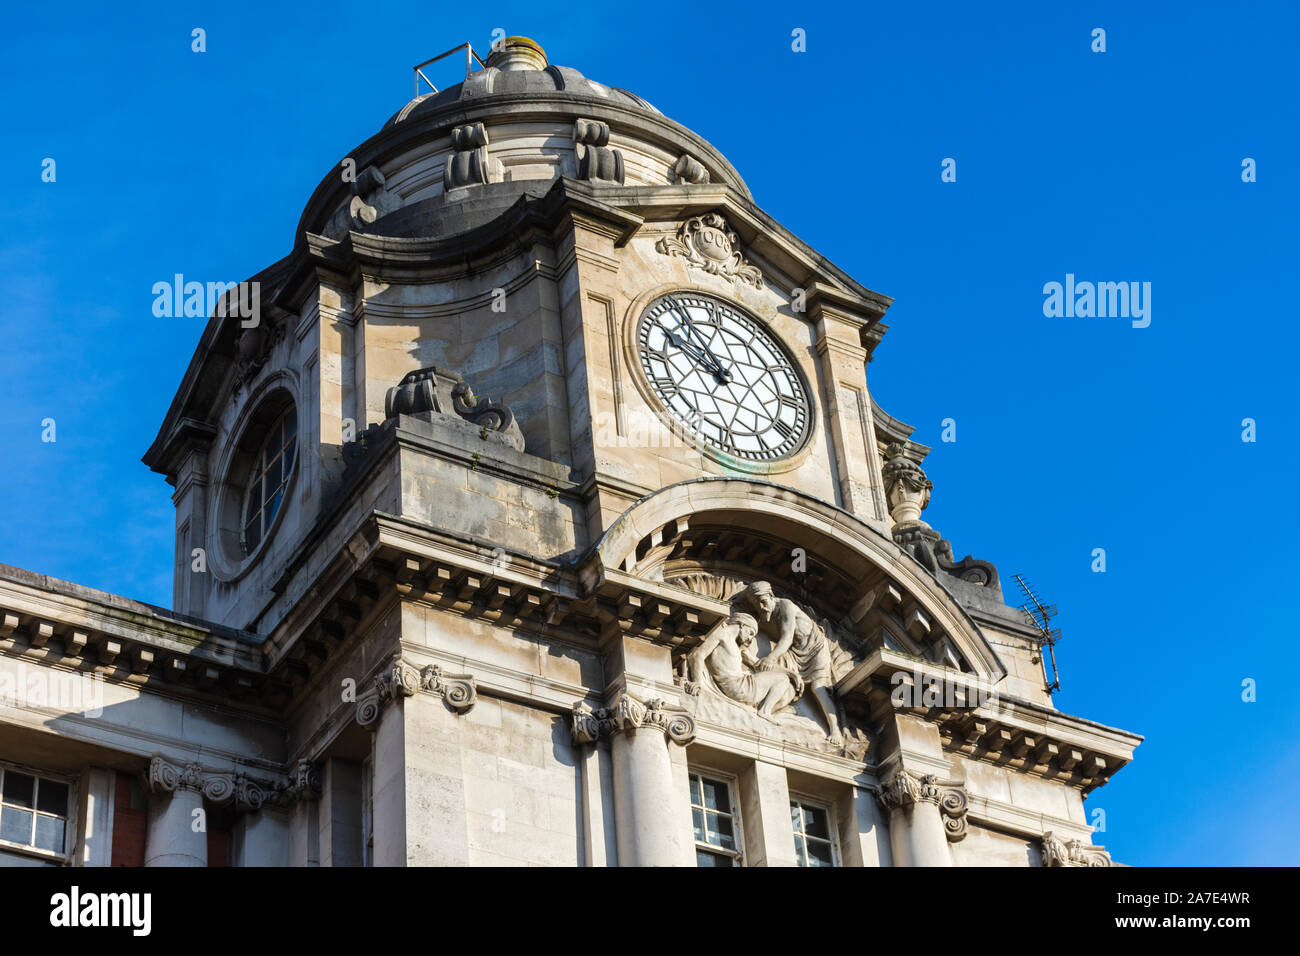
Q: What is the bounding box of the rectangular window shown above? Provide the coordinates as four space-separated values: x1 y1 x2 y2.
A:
690 771 742 867
790 797 836 867
0 765 73 863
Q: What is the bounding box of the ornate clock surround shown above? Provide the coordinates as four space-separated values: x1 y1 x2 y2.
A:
620 281 819 476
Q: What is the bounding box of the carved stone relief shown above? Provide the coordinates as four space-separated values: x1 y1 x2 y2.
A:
570 691 696 746
655 213 764 289
672 575 868 757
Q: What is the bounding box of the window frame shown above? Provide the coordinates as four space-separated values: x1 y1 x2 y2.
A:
0 761 77 865
689 768 744 867
238 405 298 557
789 792 839 868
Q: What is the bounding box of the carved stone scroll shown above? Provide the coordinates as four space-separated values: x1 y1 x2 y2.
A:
656 213 763 289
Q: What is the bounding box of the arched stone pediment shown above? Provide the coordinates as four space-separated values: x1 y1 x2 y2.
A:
591 478 1006 683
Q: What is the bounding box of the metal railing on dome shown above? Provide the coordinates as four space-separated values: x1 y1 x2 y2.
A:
412 43 487 98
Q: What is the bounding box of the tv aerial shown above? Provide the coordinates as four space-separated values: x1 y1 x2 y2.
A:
1013 574 1061 695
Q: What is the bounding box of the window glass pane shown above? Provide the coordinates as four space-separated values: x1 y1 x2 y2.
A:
791 803 804 833
264 456 282 497
692 807 706 843
283 413 297 442
33 815 65 853
696 849 732 867
689 775 702 806
283 438 296 474
245 477 262 521
0 807 33 845
794 838 807 867
244 518 262 552
803 806 830 840
805 839 834 867
267 489 284 525
35 780 68 816
701 778 729 813
2 772 34 808
705 813 735 850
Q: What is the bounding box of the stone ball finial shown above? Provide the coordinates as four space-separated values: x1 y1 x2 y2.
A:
485 36 548 72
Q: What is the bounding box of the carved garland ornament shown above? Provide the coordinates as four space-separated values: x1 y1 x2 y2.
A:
877 768 969 843
570 692 696 747
656 213 764 289
355 653 477 726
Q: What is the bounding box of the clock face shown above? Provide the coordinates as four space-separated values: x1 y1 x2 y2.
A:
636 292 810 461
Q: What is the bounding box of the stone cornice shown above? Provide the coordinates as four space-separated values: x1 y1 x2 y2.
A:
355 651 477 726
838 649 1141 795
1041 831 1114 867
570 691 696 746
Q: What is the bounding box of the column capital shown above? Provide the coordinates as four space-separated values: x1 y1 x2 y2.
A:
357 653 477 726
570 691 695 747
1042 831 1113 867
877 768 969 842
147 756 270 811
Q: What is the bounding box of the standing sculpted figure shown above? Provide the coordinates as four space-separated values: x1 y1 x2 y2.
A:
733 581 843 746
682 612 803 718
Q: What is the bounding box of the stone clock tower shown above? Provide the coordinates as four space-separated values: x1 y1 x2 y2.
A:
0 37 1139 868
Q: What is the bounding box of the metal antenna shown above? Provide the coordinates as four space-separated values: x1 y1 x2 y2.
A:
1013 574 1061 694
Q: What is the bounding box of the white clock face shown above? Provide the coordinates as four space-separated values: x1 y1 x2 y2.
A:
636 292 810 461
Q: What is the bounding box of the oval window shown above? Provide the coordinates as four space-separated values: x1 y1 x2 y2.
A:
239 406 297 555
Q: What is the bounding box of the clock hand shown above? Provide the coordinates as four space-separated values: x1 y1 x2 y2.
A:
663 295 733 384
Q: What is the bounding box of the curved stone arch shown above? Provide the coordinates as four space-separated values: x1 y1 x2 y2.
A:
593 477 1006 681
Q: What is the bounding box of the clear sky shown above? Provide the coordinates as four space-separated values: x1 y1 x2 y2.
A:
1 1 1296 866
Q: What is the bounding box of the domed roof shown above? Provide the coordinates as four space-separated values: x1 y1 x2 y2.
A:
384 37 662 129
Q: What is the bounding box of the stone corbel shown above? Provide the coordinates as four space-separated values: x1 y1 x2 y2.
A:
1042 831 1113 867
876 768 969 843
349 164 398 228
570 692 695 747
356 653 477 725
672 153 710 184
444 122 503 190
573 118 625 184
274 759 323 807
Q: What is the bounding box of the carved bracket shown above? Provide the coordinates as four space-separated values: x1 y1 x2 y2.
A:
384 365 524 451
672 153 710 185
573 118 625 184
656 213 763 289
444 122 502 190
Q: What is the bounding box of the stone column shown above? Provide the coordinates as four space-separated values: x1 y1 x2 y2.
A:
877 769 967 867
236 809 289 866
836 783 892 867
572 691 696 867
144 759 208 867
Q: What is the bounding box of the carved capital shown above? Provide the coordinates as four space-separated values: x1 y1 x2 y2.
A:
656 213 763 289
570 692 696 747
356 653 419 726
275 759 322 806
420 663 477 714
358 654 477 725
877 769 969 842
147 757 269 811
1042 831 1113 867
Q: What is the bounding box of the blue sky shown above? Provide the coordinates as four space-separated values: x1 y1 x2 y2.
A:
1 2 1296 865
